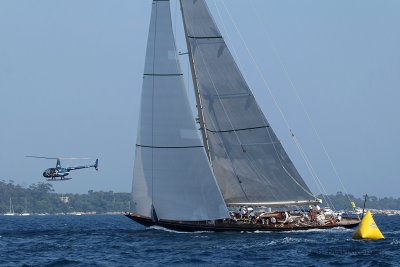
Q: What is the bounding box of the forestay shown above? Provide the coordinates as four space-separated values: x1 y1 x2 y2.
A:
131 0 229 221
180 0 316 205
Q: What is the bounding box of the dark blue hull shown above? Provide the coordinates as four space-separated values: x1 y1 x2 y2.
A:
125 213 360 232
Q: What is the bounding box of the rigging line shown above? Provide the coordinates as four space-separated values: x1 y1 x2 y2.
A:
207 115 279 203
178 0 213 161
265 125 316 198
220 0 329 200
186 10 251 199
211 0 263 151
214 1 277 138
220 0 291 136
246 2 333 206
291 134 335 209
187 6 245 154
199 99 278 203
177 14 228 205
171 3 182 84
296 138 335 209
190 7 280 201
187 54 191 98
240 141 288 201
203 111 253 201
220 0 315 199
174 0 178 37
212 0 262 115
213 0 273 132
212 0 245 80
248 2 349 209
193 38 250 201
214 1 315 201
211 0 278 203
179 1 247 200
212 0 283 202
241 149 280 202
193 40 242 149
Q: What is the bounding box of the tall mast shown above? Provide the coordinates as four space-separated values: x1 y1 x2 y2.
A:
179 3 211 161
131 0 228 221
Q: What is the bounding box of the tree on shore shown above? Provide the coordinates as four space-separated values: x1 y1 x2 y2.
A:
1 180 399 214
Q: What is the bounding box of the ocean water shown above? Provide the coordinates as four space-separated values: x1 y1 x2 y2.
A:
0 215 399 266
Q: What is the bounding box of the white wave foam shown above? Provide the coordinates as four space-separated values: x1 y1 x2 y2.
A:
146 225 353 235
146 225 211 234
281 236 315 244
390 239 400 245
251 227 352 234
285 227 352 233
252 230 273 234
216 237 314 250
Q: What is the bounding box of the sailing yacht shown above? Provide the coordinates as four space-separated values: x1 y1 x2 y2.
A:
20 198 30 216
4 198 16 216
126 0 359 231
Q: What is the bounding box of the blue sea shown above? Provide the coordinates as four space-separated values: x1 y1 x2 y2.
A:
0 214 399 266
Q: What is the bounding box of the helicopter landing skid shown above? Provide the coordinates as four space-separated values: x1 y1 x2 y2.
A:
46 177 72 181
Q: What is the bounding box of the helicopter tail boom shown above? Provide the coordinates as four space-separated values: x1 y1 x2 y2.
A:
94 159 99 171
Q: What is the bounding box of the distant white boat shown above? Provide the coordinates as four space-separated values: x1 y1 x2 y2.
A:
354 208 363 215
4 198 16 216
66 212 83 215
20 198 30 216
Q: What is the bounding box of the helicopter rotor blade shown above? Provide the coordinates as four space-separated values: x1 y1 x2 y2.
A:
59 157 90 160
25 156 90 160
25 156 59 160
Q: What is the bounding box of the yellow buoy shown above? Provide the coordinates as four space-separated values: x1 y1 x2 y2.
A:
352 210 384 240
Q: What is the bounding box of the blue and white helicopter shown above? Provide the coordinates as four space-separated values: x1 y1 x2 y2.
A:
26 156 98 181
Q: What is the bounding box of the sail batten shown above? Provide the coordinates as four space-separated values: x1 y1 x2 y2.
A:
132 0 229 221
188 36 223 39
180 0 315 204
205 125 269 134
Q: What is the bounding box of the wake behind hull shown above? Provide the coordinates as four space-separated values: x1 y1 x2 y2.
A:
125 213 360 232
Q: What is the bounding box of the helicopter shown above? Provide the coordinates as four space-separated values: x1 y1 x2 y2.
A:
26 156 99 181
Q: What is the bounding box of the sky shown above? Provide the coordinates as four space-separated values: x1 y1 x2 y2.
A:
0 0 399 198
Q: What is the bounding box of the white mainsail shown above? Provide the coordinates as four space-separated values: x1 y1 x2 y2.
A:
131 0 229 221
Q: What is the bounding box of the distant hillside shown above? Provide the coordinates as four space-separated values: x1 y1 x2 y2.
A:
317 192 400 211
0 180 130 214
1 180 399 214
